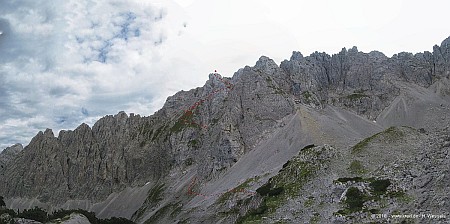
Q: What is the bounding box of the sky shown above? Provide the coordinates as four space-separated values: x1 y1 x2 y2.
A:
0 0 449 150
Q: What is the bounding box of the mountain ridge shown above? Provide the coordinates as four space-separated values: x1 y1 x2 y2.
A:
1 36 450 223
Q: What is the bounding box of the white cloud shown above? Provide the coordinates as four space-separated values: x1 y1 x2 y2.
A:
0 0 202 150
172 0 450 76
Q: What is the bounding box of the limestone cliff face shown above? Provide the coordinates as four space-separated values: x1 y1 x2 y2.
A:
0 113 170 203
280 37 450 119
0 143 22 170
0 37 449 222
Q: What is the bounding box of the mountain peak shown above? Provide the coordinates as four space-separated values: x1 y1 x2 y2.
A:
44 128 54 137
290 51 304 61
75 123 91 132
441 36 450 47
2 143 23 154
255 55 277 67
254 55 279 74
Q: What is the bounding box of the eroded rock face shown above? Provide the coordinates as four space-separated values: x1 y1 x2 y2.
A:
277 37 450 120
0 143 22 169
0 36 449 222
433 36 450 78
0 112 174 204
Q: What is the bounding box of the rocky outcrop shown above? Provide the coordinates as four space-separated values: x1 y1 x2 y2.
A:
0 113 172 204
276 37 450 120
219 127 450 224
0 143 22 169
433 36 450 78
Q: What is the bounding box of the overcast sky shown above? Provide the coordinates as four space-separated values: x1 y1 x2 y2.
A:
0 0 449 150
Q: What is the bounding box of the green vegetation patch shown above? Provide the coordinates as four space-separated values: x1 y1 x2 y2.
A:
352 135 376 153
256 182 284 197
345 187 365 212
310 212 321 224
388 190 413 203
273 88 284 94
169 204 183 218
383 126 406 141
352 127 405 154
334 177 410 218
147 183 166 203
133 183 166 220
304 196 315 207
170 110 203 133
184 158 194 167
144 203 175 224
18 207 48 223
335 177 364 183
188 139 199 148
263 76 284 94
346 93 369 100
369 179 391 195
237 146 330 223
302 91 312 99
0 206 135 224
301 91 312 103
348 160 367 174
218 176 260 204
142 202 187 224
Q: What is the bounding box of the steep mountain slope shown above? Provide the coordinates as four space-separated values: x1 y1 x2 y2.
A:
0 143 22 168
376 80 450 130
1 36 450 223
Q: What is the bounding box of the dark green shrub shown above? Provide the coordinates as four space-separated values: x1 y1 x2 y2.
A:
147 183 165 203
50 209 135 224
345 187 364 212
370 179 391 195
301 144 315 151
336 177 363 183
369 209 380 214
346 93 368 100
249 204 267 216
0 208 16 217
267 187 284 196
18 207 48 223
49 209 71 220
256 182 272 196
256 180 284 197
281 160 290 169
99 217 135 224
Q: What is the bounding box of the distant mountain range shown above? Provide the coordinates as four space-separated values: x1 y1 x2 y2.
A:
1 36 449 224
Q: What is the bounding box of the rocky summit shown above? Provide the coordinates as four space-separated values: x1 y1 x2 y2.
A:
1 37 450 224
